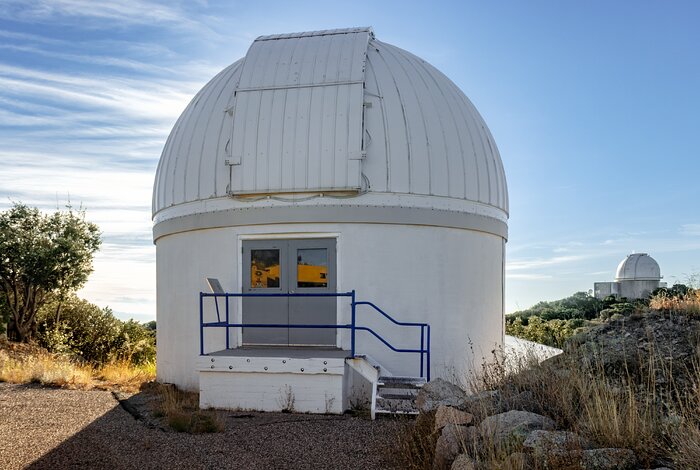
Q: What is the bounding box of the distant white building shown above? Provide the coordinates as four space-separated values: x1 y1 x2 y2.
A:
594 253 665 300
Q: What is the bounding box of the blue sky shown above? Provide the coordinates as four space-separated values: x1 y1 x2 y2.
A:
0 0 698 320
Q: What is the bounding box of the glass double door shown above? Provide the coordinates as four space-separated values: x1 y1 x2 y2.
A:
242 238 337 346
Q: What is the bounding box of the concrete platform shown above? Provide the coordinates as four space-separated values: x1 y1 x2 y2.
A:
197 348 355 414
208 347 350 359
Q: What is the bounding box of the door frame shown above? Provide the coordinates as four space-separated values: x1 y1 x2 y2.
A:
235 232 341 348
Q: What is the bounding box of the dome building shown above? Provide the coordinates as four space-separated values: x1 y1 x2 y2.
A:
594 253 664 300
153 28 508 415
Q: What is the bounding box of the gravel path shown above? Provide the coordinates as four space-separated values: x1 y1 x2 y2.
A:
0 383 405 469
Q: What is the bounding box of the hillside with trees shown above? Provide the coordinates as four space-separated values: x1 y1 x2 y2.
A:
506 285 696 347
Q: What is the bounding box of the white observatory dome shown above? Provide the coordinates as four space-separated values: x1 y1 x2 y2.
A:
152 27 507 239
615 253 661 281
152 28 509 396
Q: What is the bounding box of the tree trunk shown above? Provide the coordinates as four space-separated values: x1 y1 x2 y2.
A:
7 317 33 343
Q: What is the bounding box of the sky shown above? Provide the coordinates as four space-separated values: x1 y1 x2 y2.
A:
0 0 698 321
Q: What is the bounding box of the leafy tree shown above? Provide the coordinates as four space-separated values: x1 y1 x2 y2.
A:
0 203 101 342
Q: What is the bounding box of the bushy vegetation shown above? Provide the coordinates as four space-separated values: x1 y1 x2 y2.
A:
36 294 155 366
505 290 669 347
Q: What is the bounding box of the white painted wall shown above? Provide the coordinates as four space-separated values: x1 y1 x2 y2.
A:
156 222 504 391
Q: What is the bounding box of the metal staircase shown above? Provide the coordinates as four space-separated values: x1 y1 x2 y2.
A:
375 376 426 416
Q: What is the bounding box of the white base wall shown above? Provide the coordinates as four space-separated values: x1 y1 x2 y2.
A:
156 222 505 391
198 355 346 413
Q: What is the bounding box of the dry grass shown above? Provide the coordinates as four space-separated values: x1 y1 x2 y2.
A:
147 382 224 433
95 360 156 392
650 289 700 316
396 331 699 469
392 412 438 470
0 347 93 388
0 339 155 392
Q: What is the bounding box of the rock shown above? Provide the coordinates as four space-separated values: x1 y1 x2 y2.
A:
460 390 502 418
434 405 474 431
501 390 541 414
450 453 477 470
416 378 469 413
479 411 555 449
575 448 637 470
433 424 475 470
522 430 591 455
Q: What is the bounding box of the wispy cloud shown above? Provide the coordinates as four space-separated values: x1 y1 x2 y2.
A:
507 273 553 280
681 224 700 236
0 0 215 35
507 255 588 271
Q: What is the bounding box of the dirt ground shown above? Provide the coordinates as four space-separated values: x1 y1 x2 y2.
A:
0 383 405 469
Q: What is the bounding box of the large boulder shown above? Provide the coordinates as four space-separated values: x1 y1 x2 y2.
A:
416 379 469 413
434 405 474 431
450 454 477 470
433 424 475 470
575 448 637 470
479 411 555 449
522 430 592 455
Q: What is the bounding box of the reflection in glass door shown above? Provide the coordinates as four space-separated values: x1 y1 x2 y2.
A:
241 238 337 347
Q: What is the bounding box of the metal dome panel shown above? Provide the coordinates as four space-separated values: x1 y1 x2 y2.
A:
229 28 372 194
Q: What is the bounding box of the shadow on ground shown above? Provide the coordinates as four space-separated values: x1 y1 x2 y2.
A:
8 385 404 470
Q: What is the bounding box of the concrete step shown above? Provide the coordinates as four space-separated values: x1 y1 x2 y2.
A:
377 376 426 389
375 395 418 414
375 409 419 416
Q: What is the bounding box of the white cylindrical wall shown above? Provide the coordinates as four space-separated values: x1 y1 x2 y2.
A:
156 222 504 391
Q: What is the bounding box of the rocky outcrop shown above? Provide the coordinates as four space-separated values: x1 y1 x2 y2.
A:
415 378 469 413
418 379 640 470
449 453 477 470
479 410 555 448
433 424 474 470
522 429 592 455
434 405 473 431
576 448 638 470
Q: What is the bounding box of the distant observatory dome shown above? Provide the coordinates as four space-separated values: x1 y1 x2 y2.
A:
615 253 661 281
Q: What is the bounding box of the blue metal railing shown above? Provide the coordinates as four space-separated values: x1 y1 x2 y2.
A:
199 290 431 380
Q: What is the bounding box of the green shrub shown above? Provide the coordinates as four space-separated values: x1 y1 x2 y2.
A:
36 294 155 365
506 316 590 348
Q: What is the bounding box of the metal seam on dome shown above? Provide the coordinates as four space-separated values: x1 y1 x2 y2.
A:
418 59 467 199
372 42 413 194
459 92 495 206
381 42 433 196
445 79 482 202
191 61 236 203
214 62 243 198
204 62 242 200
401 48 453 199
364 46 391 192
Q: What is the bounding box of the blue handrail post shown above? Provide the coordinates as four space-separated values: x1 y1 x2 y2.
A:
426 325 431 381
199 292 204 356
225 294 230 350
351 290 356 357
420 325 425 378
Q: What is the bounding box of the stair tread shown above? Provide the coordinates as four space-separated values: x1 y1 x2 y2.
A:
378 376 426 382
377 393 417 400
375 409 419 416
